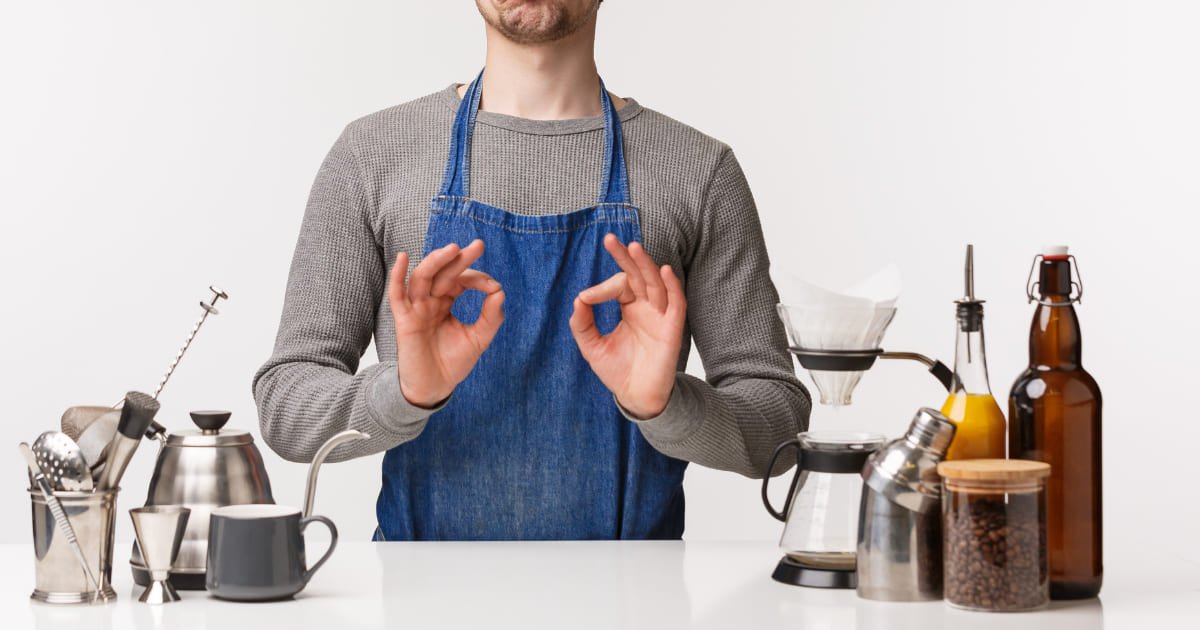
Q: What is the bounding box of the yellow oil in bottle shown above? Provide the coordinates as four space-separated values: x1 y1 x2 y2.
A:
941 245 1006 461
940 392 1006 460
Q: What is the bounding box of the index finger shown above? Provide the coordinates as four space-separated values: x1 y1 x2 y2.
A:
432 239 485 296
603 234 646 298
628 241 667 312
409 243 461 300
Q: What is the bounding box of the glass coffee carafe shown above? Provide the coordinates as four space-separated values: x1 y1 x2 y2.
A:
762 431 886 588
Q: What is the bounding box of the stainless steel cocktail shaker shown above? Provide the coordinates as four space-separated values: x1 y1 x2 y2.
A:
856 408 956 602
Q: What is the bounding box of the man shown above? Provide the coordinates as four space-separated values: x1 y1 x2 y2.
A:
253 0 810 541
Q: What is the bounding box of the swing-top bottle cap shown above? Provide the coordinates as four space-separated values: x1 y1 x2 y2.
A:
1042 245 1069 260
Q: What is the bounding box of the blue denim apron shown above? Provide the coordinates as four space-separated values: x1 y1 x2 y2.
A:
374 71 688 541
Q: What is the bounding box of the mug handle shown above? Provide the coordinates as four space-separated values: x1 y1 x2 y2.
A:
299 514 339 585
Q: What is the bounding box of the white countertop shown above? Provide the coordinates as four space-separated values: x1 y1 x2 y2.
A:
4 541 1197 630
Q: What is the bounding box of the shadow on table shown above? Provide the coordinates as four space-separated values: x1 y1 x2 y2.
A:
25 584 377 630
26 599 113 630
690 578 1104 630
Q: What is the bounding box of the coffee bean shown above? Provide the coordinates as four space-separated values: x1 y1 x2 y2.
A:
943 491 1047 611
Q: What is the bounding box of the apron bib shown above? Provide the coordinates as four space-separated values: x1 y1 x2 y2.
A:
374 70 687 541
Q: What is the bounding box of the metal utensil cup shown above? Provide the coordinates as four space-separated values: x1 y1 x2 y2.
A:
28 488 118 604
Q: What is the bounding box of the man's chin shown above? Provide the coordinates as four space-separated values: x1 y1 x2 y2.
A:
500 13 571 44
486 0 593 45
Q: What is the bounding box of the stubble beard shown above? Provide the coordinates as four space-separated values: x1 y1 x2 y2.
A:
478 0 598 45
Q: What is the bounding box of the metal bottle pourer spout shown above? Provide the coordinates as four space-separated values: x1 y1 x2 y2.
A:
955 245 985 335
964 244 975 302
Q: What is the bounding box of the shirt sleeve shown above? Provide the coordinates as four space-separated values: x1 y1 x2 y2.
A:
251 126 445 463
626 148 812 478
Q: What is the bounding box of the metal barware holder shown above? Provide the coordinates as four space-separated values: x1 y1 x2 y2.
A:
28 488 118 604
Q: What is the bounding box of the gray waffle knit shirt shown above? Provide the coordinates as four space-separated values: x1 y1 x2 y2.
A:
252 84 811 478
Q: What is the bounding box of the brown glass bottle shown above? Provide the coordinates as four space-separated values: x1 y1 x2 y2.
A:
1009 248 1102 599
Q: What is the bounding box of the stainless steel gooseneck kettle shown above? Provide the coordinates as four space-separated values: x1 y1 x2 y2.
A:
131 410 274 590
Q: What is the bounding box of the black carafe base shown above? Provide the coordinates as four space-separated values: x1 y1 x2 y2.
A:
771 556 856 589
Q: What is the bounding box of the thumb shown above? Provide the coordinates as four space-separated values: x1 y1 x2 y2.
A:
465 288 505 352
569 296 603 359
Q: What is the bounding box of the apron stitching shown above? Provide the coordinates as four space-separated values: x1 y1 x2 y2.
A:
430 217 637 235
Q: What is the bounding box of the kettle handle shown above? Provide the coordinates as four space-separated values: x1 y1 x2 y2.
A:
761 439 804 522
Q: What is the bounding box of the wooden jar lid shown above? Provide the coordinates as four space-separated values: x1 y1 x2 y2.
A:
937 459 1051 481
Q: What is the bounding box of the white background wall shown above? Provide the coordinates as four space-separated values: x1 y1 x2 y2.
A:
1 0 1196 569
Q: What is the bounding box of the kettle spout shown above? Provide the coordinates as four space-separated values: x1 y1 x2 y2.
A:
302 430 370 518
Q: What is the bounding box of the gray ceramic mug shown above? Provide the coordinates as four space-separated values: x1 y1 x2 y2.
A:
206 504 337 601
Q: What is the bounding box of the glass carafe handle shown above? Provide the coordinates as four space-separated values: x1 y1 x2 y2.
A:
761 439 805 522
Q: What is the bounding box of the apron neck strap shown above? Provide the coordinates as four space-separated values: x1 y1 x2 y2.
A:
439 69 631 205
596 79 630 205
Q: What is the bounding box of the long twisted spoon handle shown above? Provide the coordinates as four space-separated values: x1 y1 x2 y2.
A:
153 286 228 400
111 286 228 413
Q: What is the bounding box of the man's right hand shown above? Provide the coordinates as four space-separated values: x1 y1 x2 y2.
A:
387 239 505 408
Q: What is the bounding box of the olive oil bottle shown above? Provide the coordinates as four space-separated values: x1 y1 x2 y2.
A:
1009 246 1102 599
941 245 1006 460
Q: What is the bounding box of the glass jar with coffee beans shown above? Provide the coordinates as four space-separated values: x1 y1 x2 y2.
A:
937 459 1050 612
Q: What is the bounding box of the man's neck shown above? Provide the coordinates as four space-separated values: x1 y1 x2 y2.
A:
458 19 625 119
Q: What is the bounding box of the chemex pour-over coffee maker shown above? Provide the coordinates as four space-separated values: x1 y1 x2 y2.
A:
762 271 954 589
762 431 886 588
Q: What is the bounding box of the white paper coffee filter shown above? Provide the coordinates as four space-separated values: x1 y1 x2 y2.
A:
775 265 902 406
776 265 900 350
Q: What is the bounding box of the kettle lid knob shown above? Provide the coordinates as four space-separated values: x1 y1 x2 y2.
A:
189 410 232 434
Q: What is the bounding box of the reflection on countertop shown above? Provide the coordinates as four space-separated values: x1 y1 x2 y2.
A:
689 575 1105 630
8 541 1198 630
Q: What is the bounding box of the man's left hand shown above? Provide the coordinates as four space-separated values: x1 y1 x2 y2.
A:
569 234 686 419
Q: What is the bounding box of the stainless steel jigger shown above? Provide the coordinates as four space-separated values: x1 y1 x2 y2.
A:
129 506 190 604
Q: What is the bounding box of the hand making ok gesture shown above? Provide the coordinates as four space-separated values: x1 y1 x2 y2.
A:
388 240 506 408
570 234 687 419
